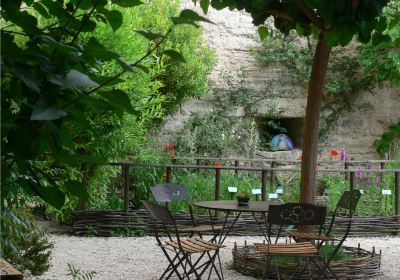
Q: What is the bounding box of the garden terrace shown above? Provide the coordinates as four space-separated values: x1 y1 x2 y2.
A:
73 158 400 237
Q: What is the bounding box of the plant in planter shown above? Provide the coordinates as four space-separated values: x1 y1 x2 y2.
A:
236 192 251 205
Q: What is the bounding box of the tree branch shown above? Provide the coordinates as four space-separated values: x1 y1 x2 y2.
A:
70 0 99 44
352 0 360 10
63 28 173 108
297 0 327 31
266 9 293 22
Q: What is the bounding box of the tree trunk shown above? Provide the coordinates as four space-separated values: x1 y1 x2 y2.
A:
299 32 331 204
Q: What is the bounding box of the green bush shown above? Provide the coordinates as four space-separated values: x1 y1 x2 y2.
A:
1 210 53 276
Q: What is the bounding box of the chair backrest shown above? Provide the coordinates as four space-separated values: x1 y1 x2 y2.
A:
150 183 190 202
141 200 175 225
336 189 361 212
268 203 327 226
325 190 361 264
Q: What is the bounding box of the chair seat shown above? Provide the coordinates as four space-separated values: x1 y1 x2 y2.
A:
166 237 225 253
254 242 318 256
177 225 223 233
289 231 335 241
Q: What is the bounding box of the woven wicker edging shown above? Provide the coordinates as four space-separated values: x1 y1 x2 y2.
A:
231 244 381 279
73 210 400 237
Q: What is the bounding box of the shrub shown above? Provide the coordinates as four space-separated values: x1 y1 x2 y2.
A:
1 210 53 276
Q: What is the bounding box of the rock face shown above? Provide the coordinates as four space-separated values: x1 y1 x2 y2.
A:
159 1 400 160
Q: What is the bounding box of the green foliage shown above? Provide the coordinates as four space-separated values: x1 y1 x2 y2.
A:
358 0 400 86
175 113 260 157
374 122 400 156
83 225 98 237
1 0 214 224
322 173 396 215
202 0 389 46
1 210 53 276
67 263 96 280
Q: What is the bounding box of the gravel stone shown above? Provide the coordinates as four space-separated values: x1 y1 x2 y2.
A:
32 235 400 280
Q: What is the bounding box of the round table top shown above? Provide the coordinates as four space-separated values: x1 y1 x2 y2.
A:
193 200 280 212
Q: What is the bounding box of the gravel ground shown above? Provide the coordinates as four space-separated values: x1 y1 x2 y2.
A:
33 235 400 280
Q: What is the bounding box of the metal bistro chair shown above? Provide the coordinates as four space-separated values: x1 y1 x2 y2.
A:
142 200 225 280
150 183 223 238
289 189 361 264
255 203 336 280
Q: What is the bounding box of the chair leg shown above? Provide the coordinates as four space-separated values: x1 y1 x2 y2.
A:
310 257 332 280
158 247 183 280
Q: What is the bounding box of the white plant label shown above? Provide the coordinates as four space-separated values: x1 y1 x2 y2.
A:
268 193 278 199
359 189 364 194
228 187 237 193
276 188 284 194
252 189 261 195
382 189 392 195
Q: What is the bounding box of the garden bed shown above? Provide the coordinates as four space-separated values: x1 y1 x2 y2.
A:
231 244 381 279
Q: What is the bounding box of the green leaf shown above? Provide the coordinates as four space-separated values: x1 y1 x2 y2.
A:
12 63 41 92
257 26 269 41
179 9 213 24
133 64 149 73
101 89 135 114
83 37 119 61
111 0 143 7
117 58 136 73
36 35 79 55
200 0 210 14
69 18 97 32
162 50 186 63
104 10 123 32
64 181 90 201
171 9 213 27
135 30 164 41
324 31 339 47
31 99 68 121
338 30 354 47
32 2 50 19
37 184 65 209
62 70 100 89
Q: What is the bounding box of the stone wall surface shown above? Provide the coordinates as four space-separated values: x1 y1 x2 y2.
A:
159 1 400 160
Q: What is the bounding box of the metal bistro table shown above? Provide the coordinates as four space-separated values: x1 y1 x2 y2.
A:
194 200 281 244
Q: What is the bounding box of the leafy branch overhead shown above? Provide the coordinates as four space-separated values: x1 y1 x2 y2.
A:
1 0 211 209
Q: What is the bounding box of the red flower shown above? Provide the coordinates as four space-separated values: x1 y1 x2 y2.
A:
168 143 174 149
163 145 169 153
171 150 176 159
330 149 339 157
214 161 222 167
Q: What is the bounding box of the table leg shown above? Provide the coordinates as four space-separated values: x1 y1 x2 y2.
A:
251 211 269 241
208 209 242 244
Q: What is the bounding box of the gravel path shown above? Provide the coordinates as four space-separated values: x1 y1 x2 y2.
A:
33 235 400 280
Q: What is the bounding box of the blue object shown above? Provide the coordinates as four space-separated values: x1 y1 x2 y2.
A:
270 134 294 151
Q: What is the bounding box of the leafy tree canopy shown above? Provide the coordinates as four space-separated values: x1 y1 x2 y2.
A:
198 0 389 46
1 0 210 210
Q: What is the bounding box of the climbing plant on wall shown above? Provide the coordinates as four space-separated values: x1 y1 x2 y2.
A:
255 32 378 139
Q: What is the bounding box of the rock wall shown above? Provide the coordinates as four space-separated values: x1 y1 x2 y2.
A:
160 1 400 160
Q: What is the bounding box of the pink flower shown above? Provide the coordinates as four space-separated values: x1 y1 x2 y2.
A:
340 148 346 161
168 143 174 149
